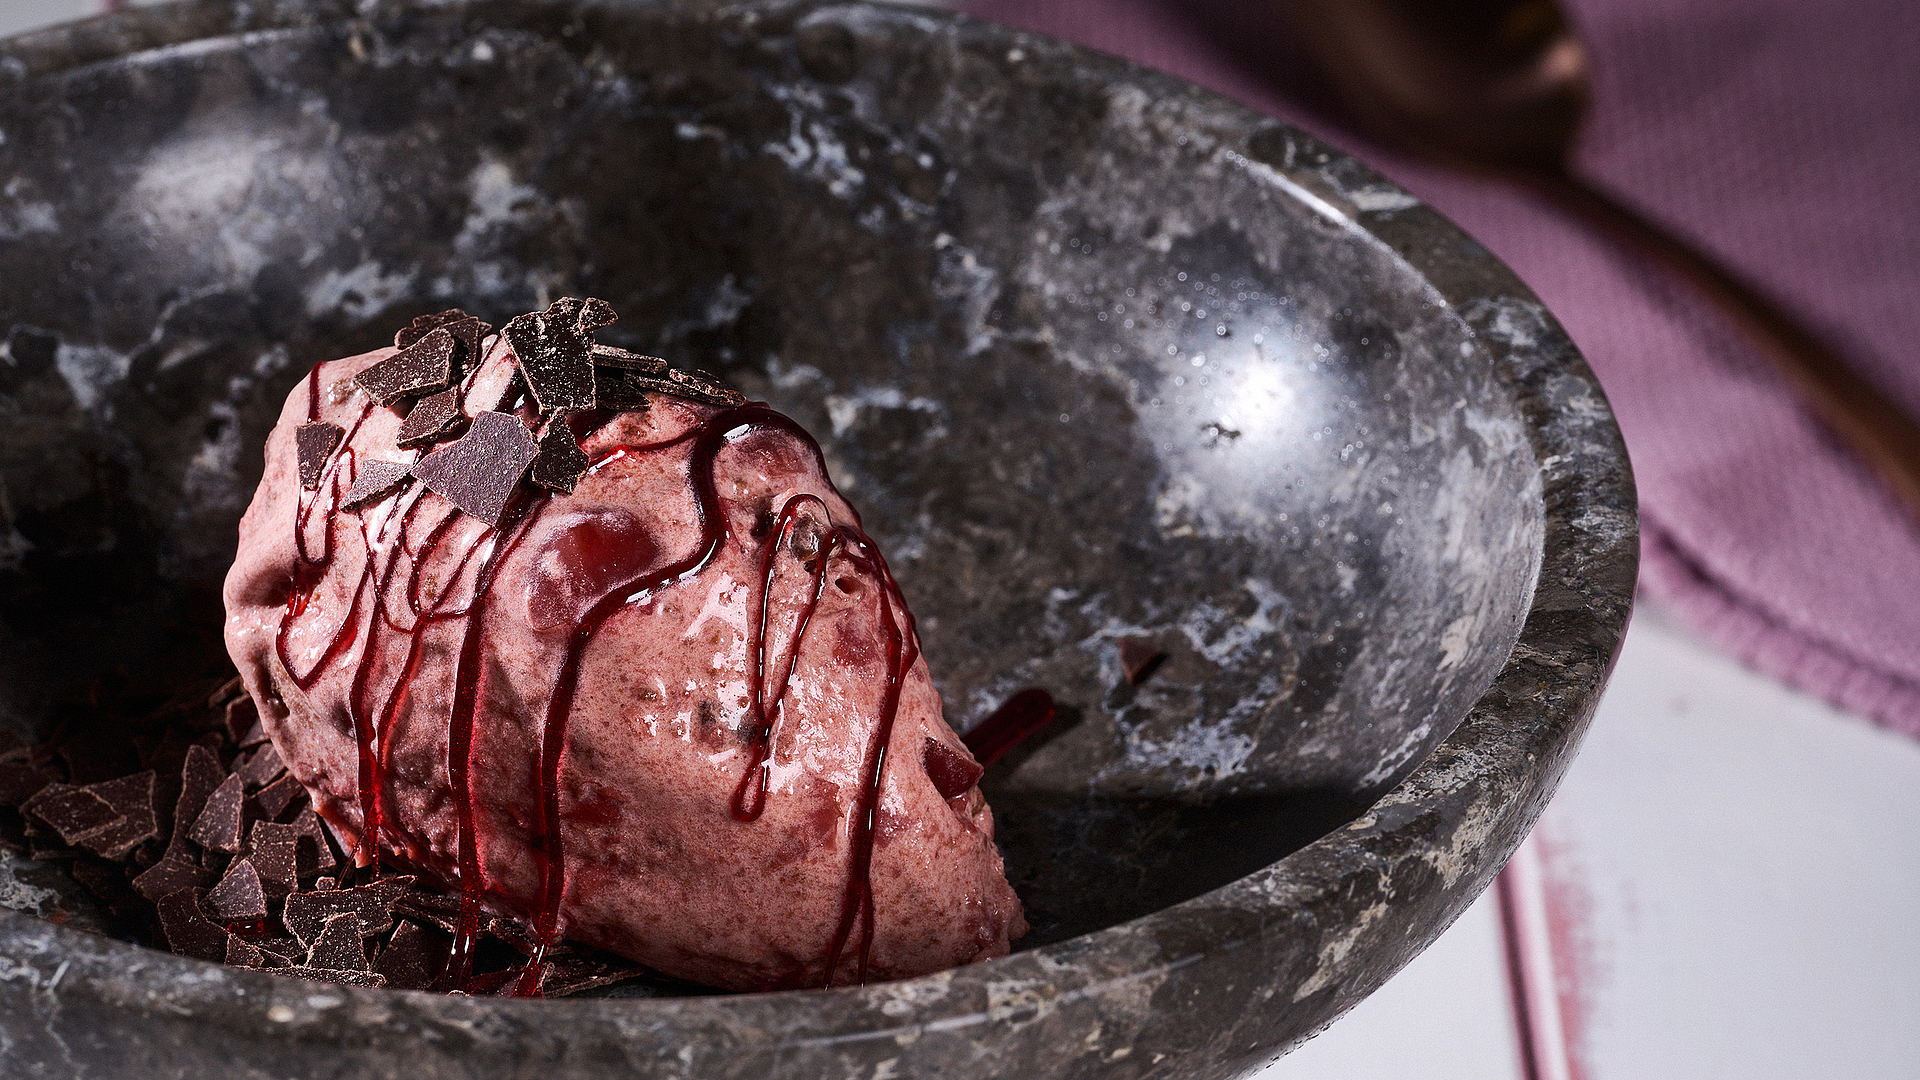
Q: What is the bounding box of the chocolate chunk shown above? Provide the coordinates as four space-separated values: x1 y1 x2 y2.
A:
575 297 618 334
374 920 450 991
341 460 414 512
595 365 744 409
537 949 648 998
221 694 258 746
132 855 215 902
392 891 461 935
530 423 591 494
666 366 746 406
253 774 303 820
922 738 984 800
1117 637 1167 685
256 935 305 964
225 935 271 968
395 386 467 449
188 773 245 853
244 821 299 898
395 308 474 349
411 410 539 526
312 876 338 892
486 916 538 956
282 876 412 946
306 911 372 972
168 744 225 857
592 367 661 410
295 422 344 490
236 720 271 750
280 966 386 988
503 298 602 412
355 328 458 406
207 675 246 710
233 744 285 790
22 784 121 845
157 889 228 962
444 317 491 372
76 771 158 857
205 858 268 923
290 808 338 876
589 344 668 373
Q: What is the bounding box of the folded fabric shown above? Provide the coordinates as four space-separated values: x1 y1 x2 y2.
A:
957 0 1920 739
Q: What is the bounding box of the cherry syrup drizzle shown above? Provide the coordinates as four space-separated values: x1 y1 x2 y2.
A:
279 369 920 996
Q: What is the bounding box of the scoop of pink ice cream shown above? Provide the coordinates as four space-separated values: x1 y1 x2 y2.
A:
222 315 1024 991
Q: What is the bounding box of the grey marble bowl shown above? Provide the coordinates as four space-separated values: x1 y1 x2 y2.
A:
0 0 1635 1076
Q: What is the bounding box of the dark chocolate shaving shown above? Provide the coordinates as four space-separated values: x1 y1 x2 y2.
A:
306 911 372 972
226 935 272 968
666 366 747 406
253 774 303 820
187 773 245 853
503 299 598 412
1117 637 1167 685
295 422 344 490
290 808 338 876
538 950 650 997
575 297 618 334
133 856 216 903
589 344 668 373
207 676 245 711
444 317 491 372
355 328 458 406
342 460 414 512
530 423 591 494
395 386 467 449
592 367 660 410
245 821 299 897
233 744 285 790
374 920 449 991
221 695 257 746
281 966 387 988
75 771 158 857
168 744 225 857
394 308 474 349
594 365 744 409
205 858 268 922
22 784 121 846
157 889 228 962
282 877 411 947
411 411 539 526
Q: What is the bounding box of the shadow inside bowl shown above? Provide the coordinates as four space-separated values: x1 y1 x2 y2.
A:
0 0 1545 987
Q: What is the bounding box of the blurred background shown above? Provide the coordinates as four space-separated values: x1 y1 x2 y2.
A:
2 0 1917 1076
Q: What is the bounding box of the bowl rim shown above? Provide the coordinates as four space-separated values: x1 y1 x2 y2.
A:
0 0 1637 1068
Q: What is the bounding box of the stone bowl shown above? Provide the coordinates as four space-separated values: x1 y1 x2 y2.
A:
0 0 1635 1076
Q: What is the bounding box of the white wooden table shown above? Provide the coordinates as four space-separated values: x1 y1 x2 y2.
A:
1264 601 1920 1079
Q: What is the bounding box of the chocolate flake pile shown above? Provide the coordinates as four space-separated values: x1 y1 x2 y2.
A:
0 645 686 997
320 298 744 529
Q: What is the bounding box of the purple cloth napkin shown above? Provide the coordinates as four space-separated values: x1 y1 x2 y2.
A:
957 0 1920 738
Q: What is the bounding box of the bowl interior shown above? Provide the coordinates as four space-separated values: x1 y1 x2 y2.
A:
0 0 1542 955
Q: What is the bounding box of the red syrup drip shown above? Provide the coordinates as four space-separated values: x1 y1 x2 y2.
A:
731 495 839 823
962 689 1060 768
279 371 919 997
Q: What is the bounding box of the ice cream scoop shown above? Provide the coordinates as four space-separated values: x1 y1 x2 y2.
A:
222 301 1025 993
